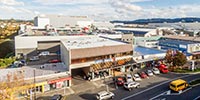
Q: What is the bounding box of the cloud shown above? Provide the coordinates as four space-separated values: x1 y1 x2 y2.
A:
110 0 142 12
0 0 200 21
0 0 24 6
33 0 107 5
0 5 34 19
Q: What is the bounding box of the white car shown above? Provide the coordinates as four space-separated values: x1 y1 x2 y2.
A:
126 74 133 82
29 56 39 61
133 74 142 81
146 70 154 76
124 81 140 91
152 68 160 75
96 91 114 100
39 51 50 56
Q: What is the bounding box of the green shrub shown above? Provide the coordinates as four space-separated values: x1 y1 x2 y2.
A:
189 79 200 86
0 57 16 68
172 68 200 73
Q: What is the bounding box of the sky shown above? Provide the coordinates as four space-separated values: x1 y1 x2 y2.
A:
0 0 200 21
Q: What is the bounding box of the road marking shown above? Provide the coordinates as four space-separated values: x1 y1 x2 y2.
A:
193 95 200 100
121 74 193 100
149 87 193 100
67 87 75 94
149 91 167 100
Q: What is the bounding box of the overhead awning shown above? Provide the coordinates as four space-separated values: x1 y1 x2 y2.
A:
134 57 164 63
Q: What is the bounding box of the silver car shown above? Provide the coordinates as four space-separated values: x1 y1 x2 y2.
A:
96 91 115 100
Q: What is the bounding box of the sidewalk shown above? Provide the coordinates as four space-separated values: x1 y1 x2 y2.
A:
36 78 112 99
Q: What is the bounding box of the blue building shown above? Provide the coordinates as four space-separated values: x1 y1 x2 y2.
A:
133 46 166 68
159 37 200 58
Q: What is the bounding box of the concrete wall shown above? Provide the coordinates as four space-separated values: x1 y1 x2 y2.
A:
34 17 50 28
137 41 158 48
15 48 36 57
121 34 134 44
77 21 92 28
188 43 200 53
60 41 70 73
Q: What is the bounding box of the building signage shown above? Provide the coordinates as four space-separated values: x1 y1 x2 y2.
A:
95 58 113 64
179 44 187 49
48 77 71 84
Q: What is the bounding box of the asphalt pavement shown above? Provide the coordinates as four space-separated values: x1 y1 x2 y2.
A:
66 72 199 100
122 73 200 100
153 85 200 100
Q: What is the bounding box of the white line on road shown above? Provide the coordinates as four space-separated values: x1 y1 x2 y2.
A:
193 95 200 100
149 91 167 100
121 74 194 100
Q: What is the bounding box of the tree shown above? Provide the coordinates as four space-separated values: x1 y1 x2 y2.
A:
173 51 187 66
0 71 27 100
165 49 173 65
165 50 187 67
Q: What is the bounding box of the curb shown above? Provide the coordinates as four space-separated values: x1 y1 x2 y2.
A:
170 71 200 75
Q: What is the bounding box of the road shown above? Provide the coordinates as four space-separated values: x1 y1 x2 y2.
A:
66 72 200 100
153 85 200 100
122 73 200 100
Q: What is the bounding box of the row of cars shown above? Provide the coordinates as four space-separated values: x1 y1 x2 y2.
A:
96 66 168 100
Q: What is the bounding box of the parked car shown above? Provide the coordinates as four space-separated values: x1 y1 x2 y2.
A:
51 94 62 100
125 74 133 82
13 60 25 67
39 51 50 56
138 72 148 79
96 91 115 100
124 81 140 91
113 76 125 86
29 56 39 61
156 64 169 73
146 70 154 76
133 74 142 81
152 67 160 75
48 59 61 63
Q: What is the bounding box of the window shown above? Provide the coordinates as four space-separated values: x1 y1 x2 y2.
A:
170 84 176 88
177 83 185 87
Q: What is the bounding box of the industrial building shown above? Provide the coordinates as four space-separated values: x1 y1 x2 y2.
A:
159 36 200 59
34 14 93 29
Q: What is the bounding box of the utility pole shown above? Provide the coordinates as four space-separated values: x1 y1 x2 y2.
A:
34 69 36 100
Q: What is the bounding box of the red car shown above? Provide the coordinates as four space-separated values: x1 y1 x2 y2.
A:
156 64 169 73
113 76 125 86
48 59 61 63
138 72 148 79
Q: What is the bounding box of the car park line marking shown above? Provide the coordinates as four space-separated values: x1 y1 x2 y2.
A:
149 91 167 100
121 74 193 100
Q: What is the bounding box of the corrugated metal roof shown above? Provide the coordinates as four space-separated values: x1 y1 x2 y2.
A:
134 46 165 55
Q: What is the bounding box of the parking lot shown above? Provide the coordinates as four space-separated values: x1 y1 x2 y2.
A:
66 68 187 100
